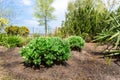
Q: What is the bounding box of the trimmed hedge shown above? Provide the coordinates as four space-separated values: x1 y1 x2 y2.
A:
20 37 71 66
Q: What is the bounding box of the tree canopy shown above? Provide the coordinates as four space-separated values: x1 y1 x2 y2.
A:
34 0 56 35
60 0 115 41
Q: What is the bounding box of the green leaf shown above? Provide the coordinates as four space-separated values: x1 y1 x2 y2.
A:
109 32 119 40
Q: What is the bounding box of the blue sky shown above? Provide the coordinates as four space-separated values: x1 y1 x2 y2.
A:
1 0 119 34
2 0 70 34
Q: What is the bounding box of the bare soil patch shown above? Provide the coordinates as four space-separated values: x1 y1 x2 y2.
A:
0 43 120 80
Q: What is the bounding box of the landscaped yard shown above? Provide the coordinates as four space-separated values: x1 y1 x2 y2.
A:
0 0 120 80
0 43 120 80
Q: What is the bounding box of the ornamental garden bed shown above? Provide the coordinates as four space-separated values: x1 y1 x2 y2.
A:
0 43 120 80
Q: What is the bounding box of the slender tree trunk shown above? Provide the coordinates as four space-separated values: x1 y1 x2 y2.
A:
45 15 47 36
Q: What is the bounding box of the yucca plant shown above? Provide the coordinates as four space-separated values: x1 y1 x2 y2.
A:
95 14 120 58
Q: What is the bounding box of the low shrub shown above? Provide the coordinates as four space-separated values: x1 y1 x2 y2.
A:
20 37 71 66
5 26 19 35
5 35 23 48
67 36 85 51
18 26 30 36
0 33 31 48
5 26 30 36
0 33 7 46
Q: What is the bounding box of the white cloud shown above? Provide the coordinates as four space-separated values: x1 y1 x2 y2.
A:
22 19 45 33
23 19 39 27
51 0 70 27
22 0 32 6
52 0 69 13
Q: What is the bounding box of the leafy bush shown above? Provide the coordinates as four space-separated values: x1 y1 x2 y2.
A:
20 37 71 66
0 33 30 48
18 26 30 36
67 36 85 51
5 26 30 36
5 35 23 48
5 26 19 35
0 33 7 46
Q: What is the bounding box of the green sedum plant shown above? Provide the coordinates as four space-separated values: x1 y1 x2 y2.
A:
20 37 71 66
67 36 85 51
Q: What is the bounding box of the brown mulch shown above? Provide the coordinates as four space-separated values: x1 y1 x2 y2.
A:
0 43 120 80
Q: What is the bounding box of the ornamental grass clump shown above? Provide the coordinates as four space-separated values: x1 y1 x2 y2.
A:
67 36 85 51
20 37 71 66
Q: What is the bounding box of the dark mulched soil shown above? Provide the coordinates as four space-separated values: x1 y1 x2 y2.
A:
0 43 120 80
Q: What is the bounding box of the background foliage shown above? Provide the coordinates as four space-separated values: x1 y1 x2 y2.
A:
5 25 30 36
0 18 8 33
95 7 120 57
59 0 119 42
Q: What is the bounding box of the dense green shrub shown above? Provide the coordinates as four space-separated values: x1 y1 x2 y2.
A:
0 34 25 48
5 26 30 36
67 36 85 51
0 33 7 46
5 36 23 48
20 37 71 66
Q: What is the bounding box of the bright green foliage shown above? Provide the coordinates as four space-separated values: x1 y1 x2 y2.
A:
0 33 7 46
5 35 23 48
67 36 85 50
5 26 30 36
20 37 71 66
0 34 23 48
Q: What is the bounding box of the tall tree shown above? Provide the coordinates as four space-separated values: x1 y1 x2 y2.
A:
34 0 55 35
61 0 110 40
